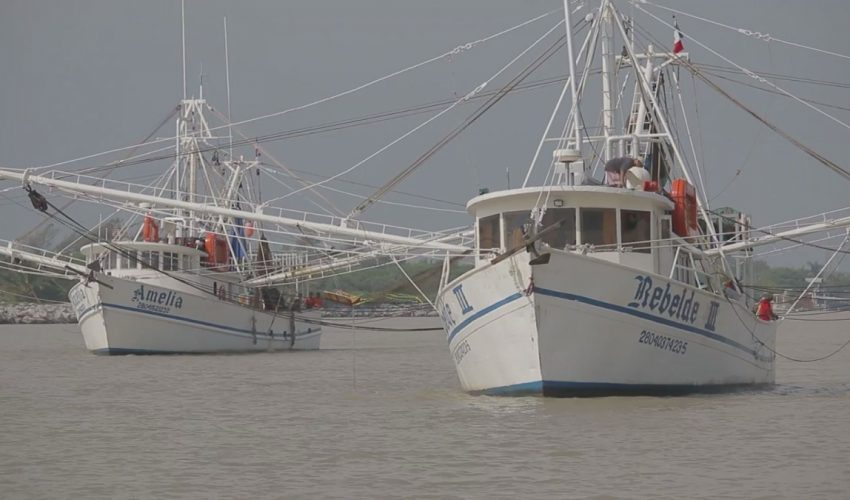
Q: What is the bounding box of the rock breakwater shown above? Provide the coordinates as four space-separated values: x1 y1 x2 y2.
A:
0 303 76 324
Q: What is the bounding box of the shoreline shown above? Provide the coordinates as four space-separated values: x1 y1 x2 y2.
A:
0 303 76 324
0 301 437 324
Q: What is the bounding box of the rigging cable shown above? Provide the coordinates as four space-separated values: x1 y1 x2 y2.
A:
638 0 850 62
634 3 850 132
628 16 850 184
349 30 570 218
29 9 562 174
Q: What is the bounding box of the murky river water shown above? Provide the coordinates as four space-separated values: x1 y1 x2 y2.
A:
1 314 849 499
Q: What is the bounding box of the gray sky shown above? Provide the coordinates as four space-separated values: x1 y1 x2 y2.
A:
1 0 849 267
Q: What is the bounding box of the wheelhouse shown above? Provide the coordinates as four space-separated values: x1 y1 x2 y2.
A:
81 241 205 275
468 185 676 277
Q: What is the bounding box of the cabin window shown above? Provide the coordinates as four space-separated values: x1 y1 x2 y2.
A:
478 214 500 251
107 251 117 270
128 251 138 269
621 210 652 253
541 208 576 249
162 252 178 271
580 208 617 247
140 251 159 270
183 255 190 271
503 211 531 250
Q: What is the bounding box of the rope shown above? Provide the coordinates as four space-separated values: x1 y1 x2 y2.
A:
28 9 561 173
266 20 568 211
351 28 569 217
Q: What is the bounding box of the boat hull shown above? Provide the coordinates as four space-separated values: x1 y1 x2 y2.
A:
68 275 321 354
438 250 775 396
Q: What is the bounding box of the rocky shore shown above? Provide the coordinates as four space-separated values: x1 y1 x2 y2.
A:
0 301 436 323
320 303 437 318
0 303 76 324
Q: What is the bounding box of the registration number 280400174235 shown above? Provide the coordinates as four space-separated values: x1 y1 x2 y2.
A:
638 329 687 355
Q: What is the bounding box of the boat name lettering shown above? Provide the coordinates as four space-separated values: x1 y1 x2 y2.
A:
439 300 456 332
704 300 720 332
69 287 88 316
131 285 183 313
628 275 700 324
452 284 474 314
638 329 687 355
453 340 471 365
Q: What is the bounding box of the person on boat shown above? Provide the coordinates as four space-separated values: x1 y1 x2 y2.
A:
722 279 741 300
603 157 642 187
755 294 778 321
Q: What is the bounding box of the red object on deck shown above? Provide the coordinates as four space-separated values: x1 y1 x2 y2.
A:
204 233 229 271
643 180 659 192
670 178 699 237
142 215 159 242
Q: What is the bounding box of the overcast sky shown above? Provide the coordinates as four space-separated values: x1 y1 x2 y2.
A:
1 0 849 268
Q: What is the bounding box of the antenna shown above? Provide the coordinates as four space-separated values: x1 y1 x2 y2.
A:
224 17 233 159
181 0 187 100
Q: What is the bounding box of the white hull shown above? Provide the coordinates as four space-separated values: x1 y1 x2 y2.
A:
68 275 321 355
438 251 775 396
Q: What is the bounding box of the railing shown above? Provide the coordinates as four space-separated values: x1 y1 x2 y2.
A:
41 169 475 250
0 238 85 278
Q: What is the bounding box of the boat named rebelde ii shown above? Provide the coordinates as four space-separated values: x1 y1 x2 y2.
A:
435 0 777 396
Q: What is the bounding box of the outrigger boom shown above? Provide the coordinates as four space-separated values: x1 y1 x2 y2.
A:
0 168 469 254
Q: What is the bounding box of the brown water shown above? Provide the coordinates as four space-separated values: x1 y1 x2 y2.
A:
1 314 849 499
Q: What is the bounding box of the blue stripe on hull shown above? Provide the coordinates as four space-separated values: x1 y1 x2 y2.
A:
446 292 524 343
533 286 760 357
476 380 773 397
92 347 296 355
82 302 320 337
93 348 188 356
445 286 766 360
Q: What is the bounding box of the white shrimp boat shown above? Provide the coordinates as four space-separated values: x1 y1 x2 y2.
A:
437 185 775 395
1 91 326 354
67 240 321 355
433 0 844 396
0 82 465 355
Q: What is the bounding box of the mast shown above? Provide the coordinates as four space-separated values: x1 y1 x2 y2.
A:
609 7 720 244
174 94 212 238
181 0 187 100
599 0 616 162
563 0 582 154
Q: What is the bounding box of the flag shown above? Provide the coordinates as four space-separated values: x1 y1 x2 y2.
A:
672 17 684 54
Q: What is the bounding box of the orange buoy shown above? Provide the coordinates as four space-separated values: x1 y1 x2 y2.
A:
670 179 699 237
142 215 159 242
204 233 229 271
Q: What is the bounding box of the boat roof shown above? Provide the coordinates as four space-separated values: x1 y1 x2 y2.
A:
467 185 674 216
